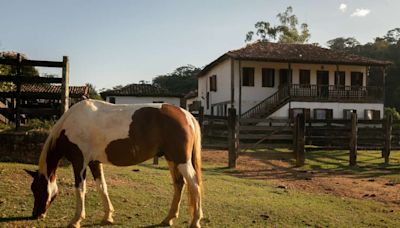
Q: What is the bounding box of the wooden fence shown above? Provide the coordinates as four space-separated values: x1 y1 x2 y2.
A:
0 54 70 129
196 107 399 168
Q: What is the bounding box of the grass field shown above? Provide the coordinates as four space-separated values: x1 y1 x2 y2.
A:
0 150 400 227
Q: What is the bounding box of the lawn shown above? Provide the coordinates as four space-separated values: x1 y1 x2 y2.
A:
0 153 400 227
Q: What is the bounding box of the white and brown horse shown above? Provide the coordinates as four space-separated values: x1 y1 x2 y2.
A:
25 99 203 228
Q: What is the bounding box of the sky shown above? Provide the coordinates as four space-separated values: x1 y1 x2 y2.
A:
0 0 399 91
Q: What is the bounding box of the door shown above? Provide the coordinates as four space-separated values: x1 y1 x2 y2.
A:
279 69 291 88
317 71 329 98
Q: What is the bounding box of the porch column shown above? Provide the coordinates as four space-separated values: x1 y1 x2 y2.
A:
238 60 242 117
382 66 387 104
230 58 235 108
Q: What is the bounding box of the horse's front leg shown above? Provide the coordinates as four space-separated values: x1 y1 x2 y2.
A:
68 166 87 228
89 161 114 225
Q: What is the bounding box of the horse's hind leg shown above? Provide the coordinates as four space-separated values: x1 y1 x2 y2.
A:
89 161 114 225
177 162 202 228
162 161 185 226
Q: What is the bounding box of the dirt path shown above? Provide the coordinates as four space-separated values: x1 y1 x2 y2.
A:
202 149 400 207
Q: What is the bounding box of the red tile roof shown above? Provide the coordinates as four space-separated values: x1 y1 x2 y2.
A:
1 84 89 98
100 83 181 98
198 41 392 77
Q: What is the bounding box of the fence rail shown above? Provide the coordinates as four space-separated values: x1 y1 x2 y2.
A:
195 107 400 168
0 54 69 129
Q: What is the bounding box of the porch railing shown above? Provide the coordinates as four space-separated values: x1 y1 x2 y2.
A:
241 85 290 119
289 85 383 101
241 85 384 119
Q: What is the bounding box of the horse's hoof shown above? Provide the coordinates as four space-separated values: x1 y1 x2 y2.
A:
160 218 173 226
101 218 114 225
190 222 201 228
67 223 80 228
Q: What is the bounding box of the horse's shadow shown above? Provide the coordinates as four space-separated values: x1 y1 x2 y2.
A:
0 216 34 223
81 223 169 228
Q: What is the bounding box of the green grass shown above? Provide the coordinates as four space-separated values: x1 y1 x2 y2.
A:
0 158 400 227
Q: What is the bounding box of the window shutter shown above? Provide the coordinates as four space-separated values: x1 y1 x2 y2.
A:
289 109 294 120
304 109 310 121
327 109 333 120
373 110 380 120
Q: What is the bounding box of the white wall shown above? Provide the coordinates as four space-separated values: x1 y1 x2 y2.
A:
185 97 197 110
198 58 372 115
269 101 384 119
198 58 232 114
106 96 181 107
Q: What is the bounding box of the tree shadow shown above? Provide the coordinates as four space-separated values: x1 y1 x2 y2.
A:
231 148 400 181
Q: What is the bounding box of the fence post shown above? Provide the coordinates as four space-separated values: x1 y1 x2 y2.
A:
198 106 204 132
15 53 22 130
383 113 393 165
228 108 238 168
349 112 358 167
61 56 70 115
295 114 305 166
153 156 159 165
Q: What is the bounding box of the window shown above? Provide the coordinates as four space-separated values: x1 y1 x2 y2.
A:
242 67 255 86
262 68 275 87
210 75 217 92
351 72 363 87
299 70 310 86
289 108 310 121
364 110 380 120
109 97 115 104
314 109 333 120
206 92 209 109
153 101 164 103
343 109 357 120
335 71 346 87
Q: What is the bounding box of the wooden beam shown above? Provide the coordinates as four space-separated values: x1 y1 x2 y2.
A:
228 108 238 168
61 56 70 114
230 58 235 108
0 75 63 83
349 112 358 167
383 113 393 165
238 60 242 117
0 58 63 68
15 54 22 130
295 113 305 166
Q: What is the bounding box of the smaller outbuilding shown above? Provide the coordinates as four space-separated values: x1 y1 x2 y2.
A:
100 83 182 107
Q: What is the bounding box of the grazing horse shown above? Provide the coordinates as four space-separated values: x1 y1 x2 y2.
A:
24 99 203 228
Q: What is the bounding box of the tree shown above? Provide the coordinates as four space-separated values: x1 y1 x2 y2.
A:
327 29 400 109
85 83 103 100
327 37 360 51
152 65 201 95
245 6 310 43
0 52 39 91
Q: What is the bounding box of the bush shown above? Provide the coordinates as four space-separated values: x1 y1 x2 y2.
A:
25 118 56 131
0 122 12 131
384 107 400 120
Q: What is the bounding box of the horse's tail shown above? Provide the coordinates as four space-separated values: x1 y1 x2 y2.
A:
191 115 202 190
189 114 203 215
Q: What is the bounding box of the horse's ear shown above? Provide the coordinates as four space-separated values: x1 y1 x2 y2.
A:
24 169 37 178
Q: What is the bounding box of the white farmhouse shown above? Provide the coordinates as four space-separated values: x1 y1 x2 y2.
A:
100 83 182 107
197 41 391 120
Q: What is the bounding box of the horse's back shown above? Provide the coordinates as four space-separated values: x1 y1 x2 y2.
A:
58 100 194 166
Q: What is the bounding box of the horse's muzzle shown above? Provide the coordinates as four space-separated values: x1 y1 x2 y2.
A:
32 211 46 219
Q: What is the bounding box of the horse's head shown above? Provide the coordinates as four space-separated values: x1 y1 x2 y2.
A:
24 169 58 219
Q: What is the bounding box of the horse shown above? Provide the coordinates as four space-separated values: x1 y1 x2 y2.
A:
24 99 203 228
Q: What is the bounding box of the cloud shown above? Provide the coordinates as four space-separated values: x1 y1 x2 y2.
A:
351 8 371 17
339 3 347 12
